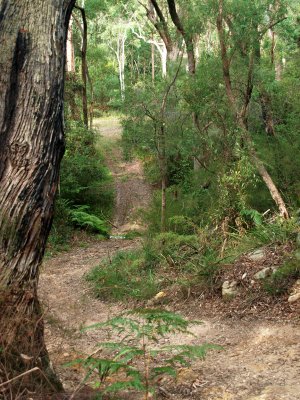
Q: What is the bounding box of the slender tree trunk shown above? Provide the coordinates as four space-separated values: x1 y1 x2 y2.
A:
116 32 126 101
131 27 167 78
217 2 288 218
161 174 167 232
75 5 88 128
160 43 168 78
0 0 75 393
66 16 75 73
166 0 196 74
87 67 94 129
165 0 201 173
260 90 276 136
148 0 173 56
158 56 183 232
151 36 155 84
254 34 276 136
158 124 167 232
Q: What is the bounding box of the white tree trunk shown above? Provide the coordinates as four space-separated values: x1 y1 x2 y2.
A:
117 32 127 101
66 16 75 72
131 28 167 78
160 44 167 78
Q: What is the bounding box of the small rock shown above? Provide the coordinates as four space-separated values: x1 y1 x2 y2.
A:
254 267 274 280
295 249 300 261
147 291 168 306
289 293 300 303
242 272 247 280
20 353 33 362
222 281 238 299
154 291 167 300
176 367 198 384
288 279 300 304
296 232 300 247
248 248 265 261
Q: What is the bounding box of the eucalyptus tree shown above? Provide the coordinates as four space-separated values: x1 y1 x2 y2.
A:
0 0 75 392
215 0 289 218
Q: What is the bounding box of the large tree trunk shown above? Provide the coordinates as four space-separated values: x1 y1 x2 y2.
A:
0 0 75 394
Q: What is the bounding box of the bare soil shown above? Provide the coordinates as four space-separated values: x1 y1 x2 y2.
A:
93 117 152 233
39 117 300 400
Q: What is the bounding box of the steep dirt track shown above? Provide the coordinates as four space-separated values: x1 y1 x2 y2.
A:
40 118 300 399
93 117 152 233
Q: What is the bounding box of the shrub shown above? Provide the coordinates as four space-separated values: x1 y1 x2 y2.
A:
48 121 114 250
168 215 199 235
69 206 109 237
264 258 300 296
86 250 159 300
47 199 73 252
67 308 221 399
60 121 113 216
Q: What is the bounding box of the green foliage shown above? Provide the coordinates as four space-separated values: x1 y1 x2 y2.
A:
48 122 113 250
214 156 259 226
248 217 299 245
168 215 199 235
86 249 160 300
60 0 300 296
264 258 300 296
69 206 109 237
240 209 263 227
47 199 73 253
87 229 222 301
60 121 113 215
68 309 221 398
224 216 299 262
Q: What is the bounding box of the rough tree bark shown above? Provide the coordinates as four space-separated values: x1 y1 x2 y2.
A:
0 0 75 393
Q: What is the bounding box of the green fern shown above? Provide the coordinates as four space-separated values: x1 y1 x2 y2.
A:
69 308 222 398
69 206 109 236
240 209 263 226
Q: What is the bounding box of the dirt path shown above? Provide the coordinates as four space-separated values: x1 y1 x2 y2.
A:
40 238 139 391
40 116 150 391
39 118 300 399
93 117 151 233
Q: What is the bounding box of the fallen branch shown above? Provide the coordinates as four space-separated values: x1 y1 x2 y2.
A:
0 367 40 389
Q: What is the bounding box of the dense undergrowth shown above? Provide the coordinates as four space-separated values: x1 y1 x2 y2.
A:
53 1 300 304
48 121 113 253
85 8 300 305
88 214 300 302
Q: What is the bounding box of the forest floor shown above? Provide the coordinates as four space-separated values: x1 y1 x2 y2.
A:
39 117 300 400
